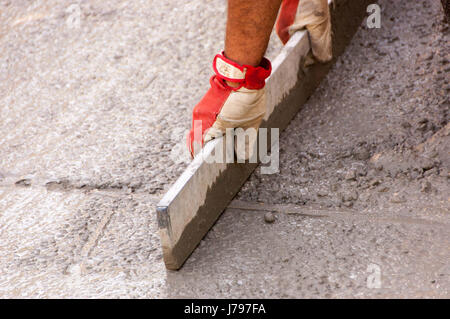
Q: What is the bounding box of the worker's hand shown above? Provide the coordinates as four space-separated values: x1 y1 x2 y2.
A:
276 0 332 63
187 52 271 159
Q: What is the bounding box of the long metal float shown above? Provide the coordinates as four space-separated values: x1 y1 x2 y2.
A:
157 0 373 270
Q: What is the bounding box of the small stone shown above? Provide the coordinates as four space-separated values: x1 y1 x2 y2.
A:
421 181 431 193
342 190 358 202
418 118 429 125
395 89 404 97
375 163 384 171
15 179 31 187
350 191 359 201
345 170 356 181
356 166 368 176
359 192 371 202
422 52 434 61
390 193 406 204
421 160 435 171
342 201 353 208
378 186 389 193
417 122 428 132
430 151 439 158
264 212 276 224
317 189 328 197
410 170 422 180
423 131 434 140
424 167 437 177
388 36 399 43
355 148 371 161
367 74 375 82
330 183 339 192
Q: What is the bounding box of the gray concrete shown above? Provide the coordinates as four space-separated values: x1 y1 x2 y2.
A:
166 206 449 298
0 0 449 298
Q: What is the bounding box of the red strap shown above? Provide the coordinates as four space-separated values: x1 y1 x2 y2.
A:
276 0 300 44
212 52 271 90
188 53 272 157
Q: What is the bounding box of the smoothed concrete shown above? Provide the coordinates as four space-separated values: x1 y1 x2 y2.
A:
166 208 449 298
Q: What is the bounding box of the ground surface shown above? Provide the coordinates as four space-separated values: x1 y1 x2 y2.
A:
0 0 448 298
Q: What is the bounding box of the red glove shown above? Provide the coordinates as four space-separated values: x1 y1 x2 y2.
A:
187 53 271 158
276 0 332 63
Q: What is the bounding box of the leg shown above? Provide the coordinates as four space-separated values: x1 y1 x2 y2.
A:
225 0 283 67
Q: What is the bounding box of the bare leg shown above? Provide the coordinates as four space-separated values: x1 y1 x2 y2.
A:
225 0 283 67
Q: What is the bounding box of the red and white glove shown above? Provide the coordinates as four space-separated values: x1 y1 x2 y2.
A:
276 0 332 63
187 53 271 158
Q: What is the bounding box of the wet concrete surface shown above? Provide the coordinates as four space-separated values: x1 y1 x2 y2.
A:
238 1 449 217
167 208 449 298
1 0 449 297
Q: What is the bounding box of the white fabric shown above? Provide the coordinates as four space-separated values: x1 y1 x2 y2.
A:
290 0 332 62
204 87 266 160
215 56 246 80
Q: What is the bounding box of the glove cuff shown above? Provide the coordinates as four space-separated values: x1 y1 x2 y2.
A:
212 52 271 90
